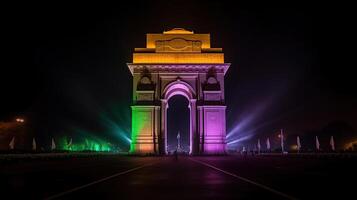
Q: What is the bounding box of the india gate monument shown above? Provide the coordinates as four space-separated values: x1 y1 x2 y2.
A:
128 28 230 155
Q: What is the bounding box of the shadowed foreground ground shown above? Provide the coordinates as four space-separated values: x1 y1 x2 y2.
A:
1 155 356 199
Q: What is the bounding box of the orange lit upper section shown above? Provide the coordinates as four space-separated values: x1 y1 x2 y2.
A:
132 28 224 64
163 28 194 34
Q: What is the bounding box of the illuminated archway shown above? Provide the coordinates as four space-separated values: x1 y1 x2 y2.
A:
128 28 230 155
161 80 196 154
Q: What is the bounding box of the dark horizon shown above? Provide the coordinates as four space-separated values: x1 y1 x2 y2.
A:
1 2 356 150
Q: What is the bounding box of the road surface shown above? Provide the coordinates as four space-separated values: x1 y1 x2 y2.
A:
1 155 356 199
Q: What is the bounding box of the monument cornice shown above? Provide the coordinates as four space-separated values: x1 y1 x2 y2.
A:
127 63 230 75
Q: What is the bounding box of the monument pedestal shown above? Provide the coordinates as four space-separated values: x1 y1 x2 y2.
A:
199 106 226 154
130 106 159 154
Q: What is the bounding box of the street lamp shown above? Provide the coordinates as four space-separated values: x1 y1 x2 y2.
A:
16 118 25 123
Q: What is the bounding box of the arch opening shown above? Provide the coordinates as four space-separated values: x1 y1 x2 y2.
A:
167 95 190 154
162 80 196 155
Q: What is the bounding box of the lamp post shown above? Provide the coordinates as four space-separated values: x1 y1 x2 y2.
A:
16 118 25 123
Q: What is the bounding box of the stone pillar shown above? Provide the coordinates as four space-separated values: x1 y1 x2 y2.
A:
154 106 160 153
160 99 168 155
201 106 226 154
197 106 204 153
189 99 197 154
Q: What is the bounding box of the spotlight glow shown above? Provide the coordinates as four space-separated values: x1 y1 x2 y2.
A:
59 136 113 152
227 135 254 145
226 95 277 149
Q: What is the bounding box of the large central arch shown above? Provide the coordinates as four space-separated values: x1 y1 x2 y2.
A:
161 80 196 154
128 28 230 155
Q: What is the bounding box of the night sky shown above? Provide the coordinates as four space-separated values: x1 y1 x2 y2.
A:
2 2 356 150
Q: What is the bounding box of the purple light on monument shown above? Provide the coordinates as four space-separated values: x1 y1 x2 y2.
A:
165 82 226 154
165 82 193 100
200 105 227 154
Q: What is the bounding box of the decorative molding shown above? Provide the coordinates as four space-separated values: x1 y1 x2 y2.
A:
128 63 230 75
155 38 202 52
